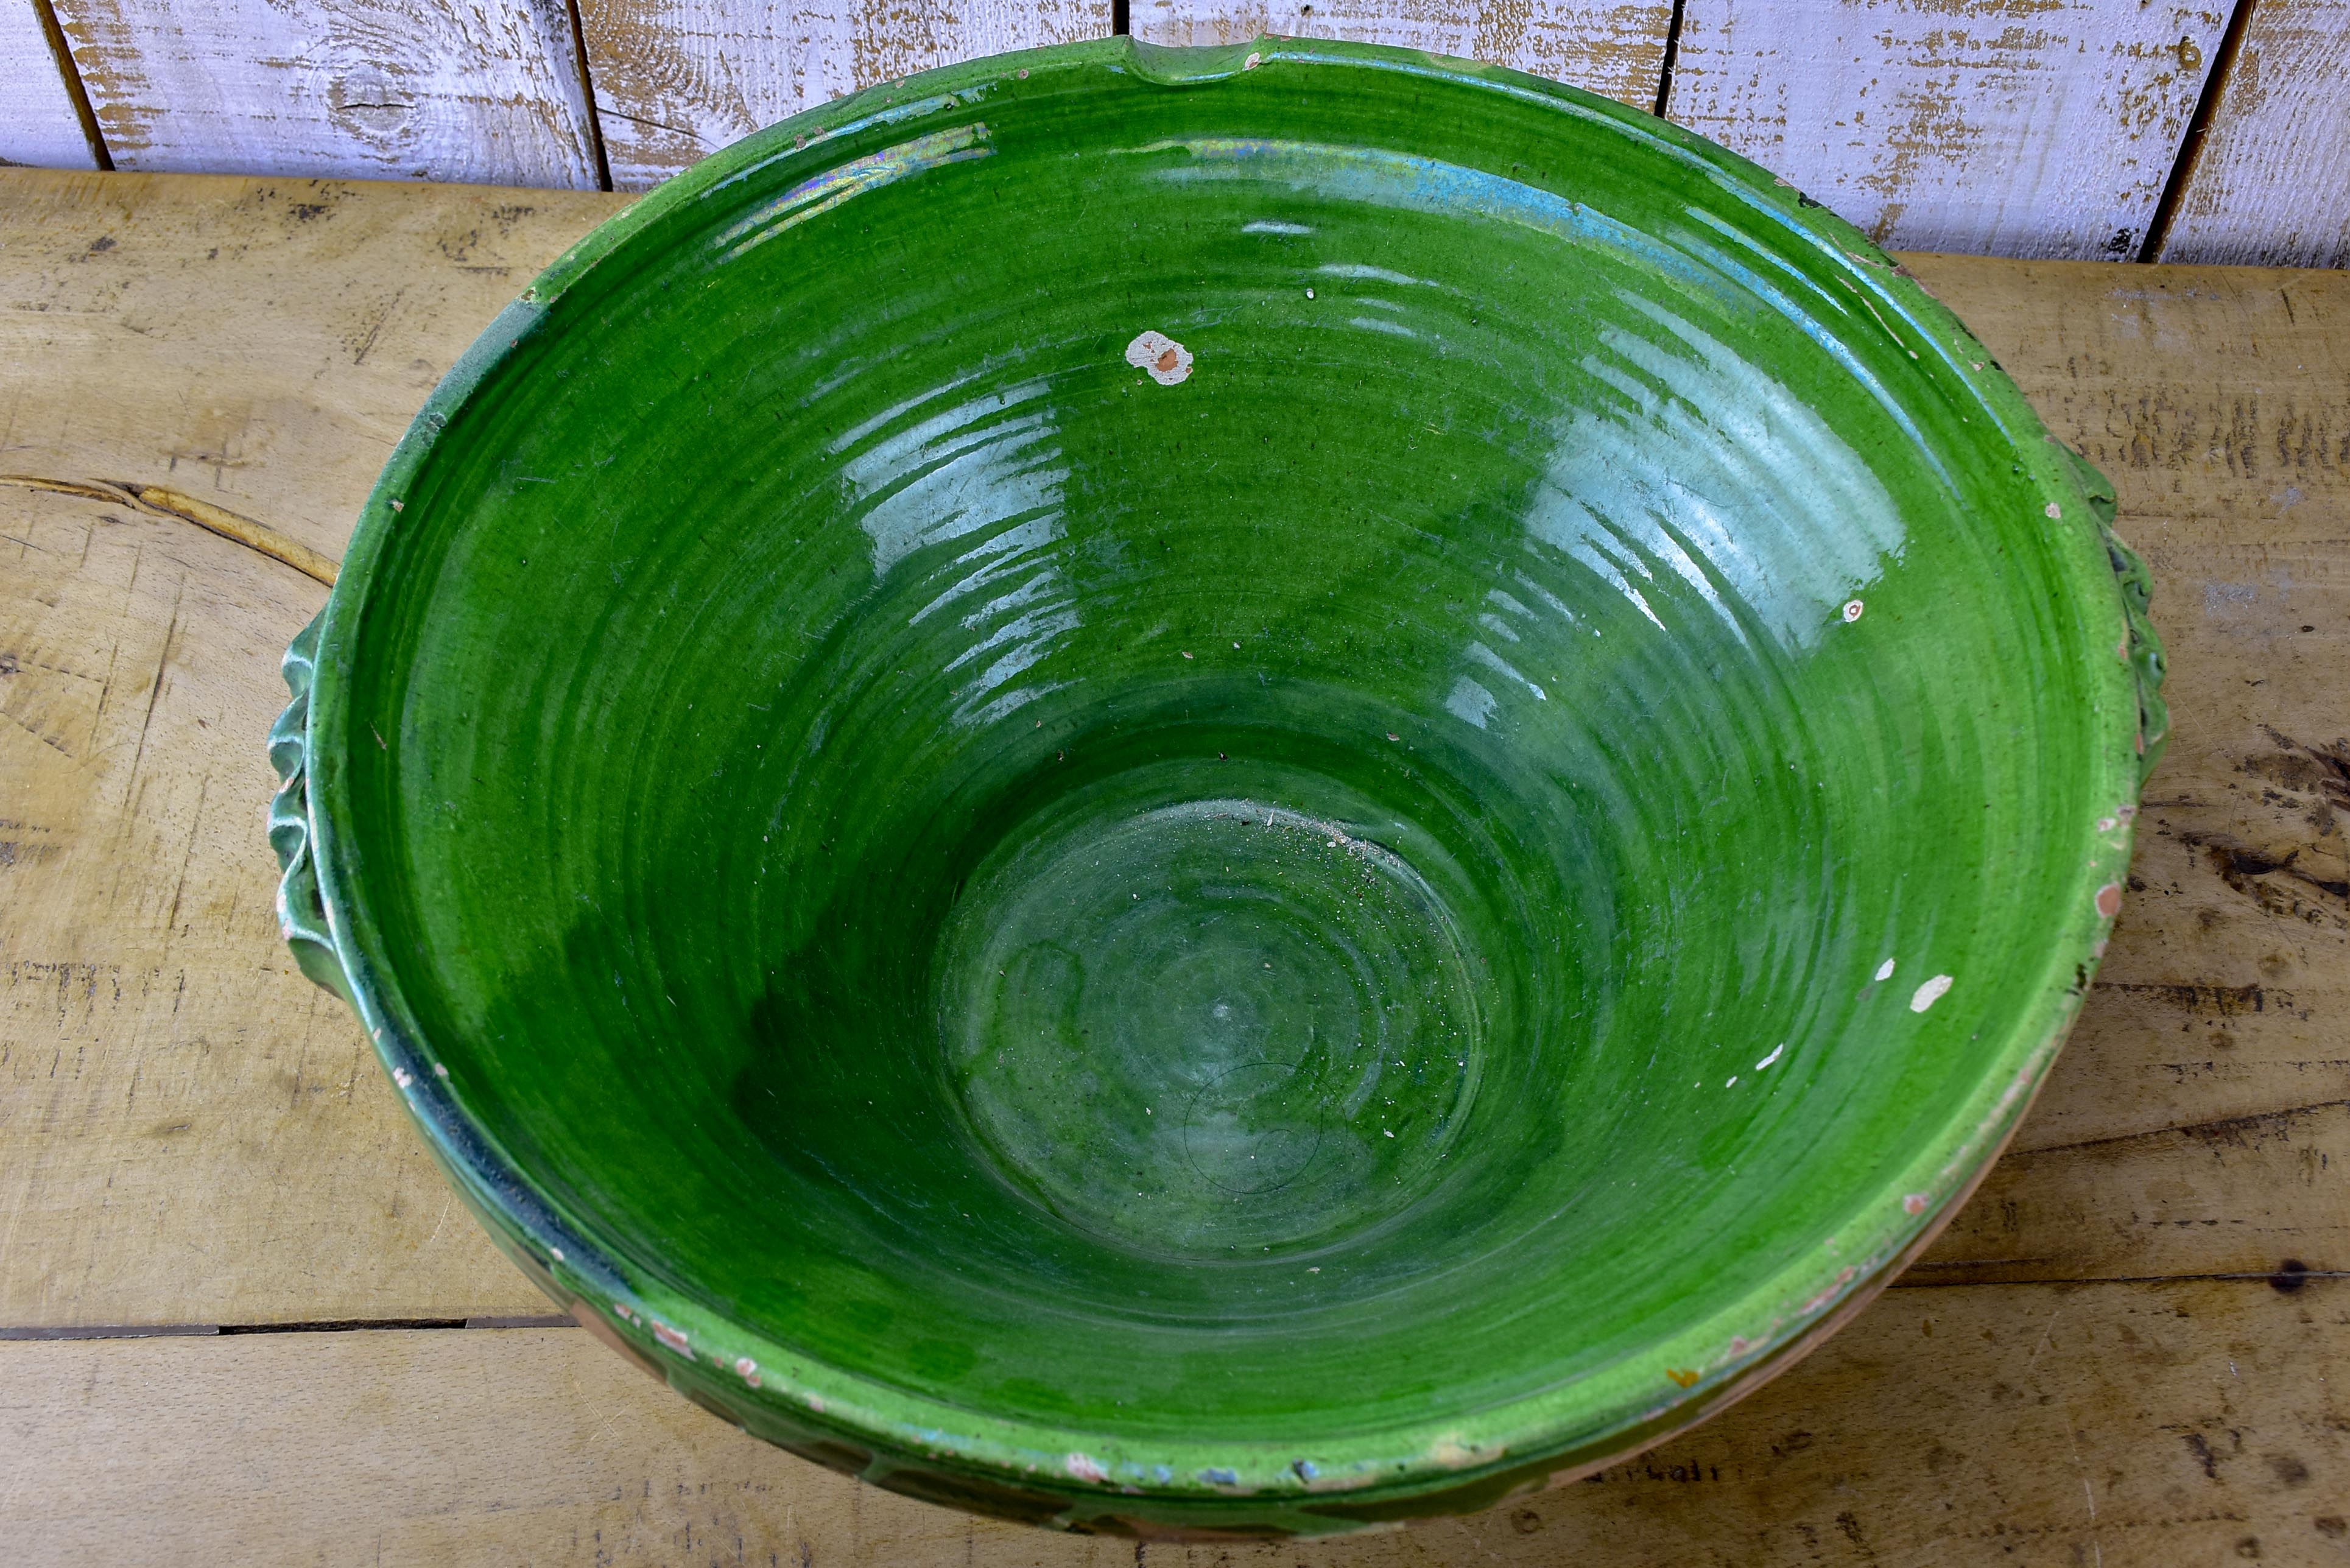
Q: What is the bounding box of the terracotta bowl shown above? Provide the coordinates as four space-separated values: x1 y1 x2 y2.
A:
270 37 2165 1537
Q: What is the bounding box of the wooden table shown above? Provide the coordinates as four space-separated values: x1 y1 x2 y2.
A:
1 167 2342 1566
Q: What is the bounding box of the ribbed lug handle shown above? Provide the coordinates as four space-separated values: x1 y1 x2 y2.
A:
269 613 357 1006
2053 441 2169 787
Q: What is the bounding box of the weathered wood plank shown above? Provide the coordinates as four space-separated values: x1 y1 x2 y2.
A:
576 0 1113 192
2029 538 2347 1154
0 484 532 1327
46 0 603 187
1 170 2344 1331
1912 1100 2347 1285
1666 0 2232 260
1901 258 2350 541
0 0 96 170
2158 0 2350 268
4 1279 2341 1563
0 171 629 1330
0 170 628 557
1131 0 1672 109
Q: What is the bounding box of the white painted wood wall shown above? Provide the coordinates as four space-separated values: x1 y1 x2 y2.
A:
5 0 2346 265
2157 0 2350 266
1666 0 2231 261
576 0 1111 191
3 0 93 166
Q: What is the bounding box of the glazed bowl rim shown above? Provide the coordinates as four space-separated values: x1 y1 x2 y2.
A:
296 33 2148 1514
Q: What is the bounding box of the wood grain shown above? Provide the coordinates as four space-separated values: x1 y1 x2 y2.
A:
1905 260 2350 540
1912 1100 2348 1286
2158 0 2350 268
576 0 1113 192
46 0 602 187
0 171 2343 1335
0 171 628 1331
4 1279 2342 1563
0 169 627 558
0 0 96 170
1666 0 2233 261
1131 0 1672 108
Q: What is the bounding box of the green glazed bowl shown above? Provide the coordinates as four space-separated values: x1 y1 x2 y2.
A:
270 35 2166 1538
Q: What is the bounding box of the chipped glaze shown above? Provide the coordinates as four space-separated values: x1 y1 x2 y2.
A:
1125 328 1194 385
1908 974 1957 1013
267 36 2163 1538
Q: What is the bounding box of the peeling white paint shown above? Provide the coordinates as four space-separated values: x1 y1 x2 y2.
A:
2163 1 2350 274
0 7 96 170
1666 0 2232 259
62 0 605 186
584 0 1096 190
1132 0 1670 110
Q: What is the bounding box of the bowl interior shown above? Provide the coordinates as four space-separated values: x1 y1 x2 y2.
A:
330 47 2122 1455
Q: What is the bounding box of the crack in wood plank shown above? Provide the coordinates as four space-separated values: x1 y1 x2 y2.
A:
0 474 337 585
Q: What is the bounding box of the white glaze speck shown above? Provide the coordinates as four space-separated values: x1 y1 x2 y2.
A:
1910 974 1955 1013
